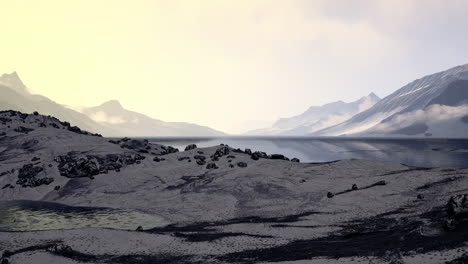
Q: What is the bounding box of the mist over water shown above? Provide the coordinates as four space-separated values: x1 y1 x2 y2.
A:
149 137 468 168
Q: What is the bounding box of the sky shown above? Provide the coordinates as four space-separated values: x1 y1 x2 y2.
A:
2 0 468 134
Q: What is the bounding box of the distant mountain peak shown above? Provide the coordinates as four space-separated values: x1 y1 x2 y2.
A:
0 71 29 94
367 92 380 100
98 100 124 111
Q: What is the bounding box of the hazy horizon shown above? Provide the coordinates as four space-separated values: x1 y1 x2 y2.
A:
3 0 468 134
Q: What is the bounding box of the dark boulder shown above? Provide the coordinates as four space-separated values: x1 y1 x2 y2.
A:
253 151 268 159
197 151 204 154
375 180 386 186
226 155 236 159
214 146 230 157
251 153 260 160
194 155 206 161
178 157 190 161
291 158 300 163
327 192 334 198
352 184 358 190
16 164 54 187
447 194 468 218
56 156 99 178
33 111 39 116
136 226 144 231
54 185 61 191
237 162 247 168
14 126 34 134
417 194 424 200
269 154 289 160
229 164 234 168
196 159 206 166
244 148 252 155
153 157 165 162
1 257 9 264
31 157 40 162
160 145 179 155
206 163 218 170
184 144 197 151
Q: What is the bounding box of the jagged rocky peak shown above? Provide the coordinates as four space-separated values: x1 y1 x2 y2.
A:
0 71 29 94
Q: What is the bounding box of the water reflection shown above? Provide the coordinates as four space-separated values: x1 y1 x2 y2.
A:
0 200 167 231
149 137 468 168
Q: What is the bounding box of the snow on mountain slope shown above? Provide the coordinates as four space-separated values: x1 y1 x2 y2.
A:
79 100 226 137
246 93 380 135
313 63 468 137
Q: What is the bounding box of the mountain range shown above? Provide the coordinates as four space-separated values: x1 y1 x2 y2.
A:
2 62 468 138
0 72 224 137
312 63 468 137
246 93 380 135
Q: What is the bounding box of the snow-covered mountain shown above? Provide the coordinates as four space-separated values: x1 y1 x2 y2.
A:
312 64 468 137
0 72 225 137
246 93 380 135
78 100 225 137
0 72 114 135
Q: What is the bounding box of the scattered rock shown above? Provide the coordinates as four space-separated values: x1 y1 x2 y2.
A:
194 155 206 161
47 243 73 254
14 126 34 134
214 145 230 157
136 226 144 231
0 257 9 264
226 155 236 159
269 154 289 160
417 194 424 200
2 184 13 189
447 194 468 218
229 164 234 168
31 157 40 162
244 149 252 155
291 158 300 163
54 185 61 191
375 180 386 186
445 218 457 231
153 157 165 162
352 184 358 190
178 157 190 161
197 151 204 154
16 164 53 187
251 153 260 160
206 163 218 170
327 192 334 198
196 160 206 166
253 151 268 159
33 111 39 116
237 162 247 168
184 144 197 151
160 145 179 155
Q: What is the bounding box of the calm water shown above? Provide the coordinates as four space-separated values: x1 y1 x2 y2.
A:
0 200 168 231
149 137 468 168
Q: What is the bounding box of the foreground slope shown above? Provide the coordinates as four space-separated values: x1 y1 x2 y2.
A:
313 63 468 137
0 111 468 263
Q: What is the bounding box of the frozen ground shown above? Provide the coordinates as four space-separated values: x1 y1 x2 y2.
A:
0 110 467 263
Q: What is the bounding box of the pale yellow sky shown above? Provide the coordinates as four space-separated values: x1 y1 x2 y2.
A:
2 0 468 133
